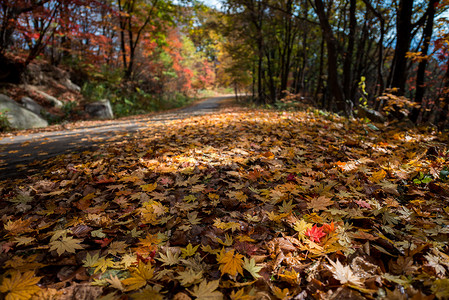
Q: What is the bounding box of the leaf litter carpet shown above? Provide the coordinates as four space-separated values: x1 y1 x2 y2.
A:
1 106 449 299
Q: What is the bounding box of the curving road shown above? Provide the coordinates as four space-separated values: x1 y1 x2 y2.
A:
0 96 233 180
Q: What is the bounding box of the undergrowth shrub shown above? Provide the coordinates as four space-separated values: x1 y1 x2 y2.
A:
0 109 11 132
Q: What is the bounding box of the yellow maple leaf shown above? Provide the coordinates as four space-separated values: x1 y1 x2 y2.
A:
131 285 164 300
272 286 290 299
370 169 386 183
213 219 240 232
218 249 244 277
140 182 157 192
215 234 234 246
293 219 313 240
230 288 255 300
237 235 256 243
278 269 300 285
4 218 32 236
0 270 41 300
181 243 200 258
121 261 154 291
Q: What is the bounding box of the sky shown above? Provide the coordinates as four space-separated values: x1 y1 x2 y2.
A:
202 0 222 10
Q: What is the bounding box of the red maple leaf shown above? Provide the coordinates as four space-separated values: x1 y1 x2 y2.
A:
286 173 297 182
305 225 326 243
94 238 113 248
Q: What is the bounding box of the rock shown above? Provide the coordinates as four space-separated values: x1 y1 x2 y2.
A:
20 96 43 116
26 85 63 108
0 94 48 129
63 78 81 92
85 99 114 119
356 106 386 123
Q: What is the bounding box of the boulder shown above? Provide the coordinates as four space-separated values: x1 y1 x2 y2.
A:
20 96 43 116
63 78 81 92
0 94 48 129
356 106 386 123
26 85 63 108
85 99 114 119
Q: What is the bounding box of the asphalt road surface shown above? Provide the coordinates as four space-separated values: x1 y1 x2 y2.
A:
0 96 233 180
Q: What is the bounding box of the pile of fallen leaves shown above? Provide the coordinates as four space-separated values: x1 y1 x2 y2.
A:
1 106 449 299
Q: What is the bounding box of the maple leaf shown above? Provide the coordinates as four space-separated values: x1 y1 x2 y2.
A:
266 211 289 222
131 285 164 300
272 286 290 299
140 182 157 192
181 243 200 258
278 269 300 285
322 221 336 234
49 236 83 256
157 248 181 266
159 176 173 186
4 218 32 236
184 194 197 203
305 225 326 243
237 235 256 243
105 275 124 291
187 211 202 225
307 196 333 211
425 254 446 276
230 288 256 300
218 249 244 277
192 184 206 193
202 245 220 255
121 261 155 291
107 241 128 255
119 254 137 268
279 200 295 214
139 233 162 246
83 252 100 268
14 236 35 246
215 234 234 246
93 256 115 273
0 270 41 300
188 280 223 300
327 259 363 286
213 219 240 232
228 190 248 202
293 219 312 240
243 257 262 279
370 169 386 183
176 269 203 287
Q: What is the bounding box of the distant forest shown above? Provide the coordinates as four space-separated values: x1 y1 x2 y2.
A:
1 0 449 125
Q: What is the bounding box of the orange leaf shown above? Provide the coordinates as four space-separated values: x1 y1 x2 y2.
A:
218 249 244 277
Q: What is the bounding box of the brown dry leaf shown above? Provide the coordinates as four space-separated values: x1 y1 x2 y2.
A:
307 196 333 211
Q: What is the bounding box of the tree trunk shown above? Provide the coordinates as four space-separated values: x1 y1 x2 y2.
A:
389 0 414 94
411 0 438 122
313 0 346 113
343 0 356 102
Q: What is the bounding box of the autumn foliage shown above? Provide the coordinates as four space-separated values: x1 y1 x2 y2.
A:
1 104 449 299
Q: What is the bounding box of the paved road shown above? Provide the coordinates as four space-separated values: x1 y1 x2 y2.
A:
0 96 232 180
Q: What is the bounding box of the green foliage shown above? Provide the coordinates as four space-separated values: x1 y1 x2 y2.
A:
413 172 433 185
439 168 449 181
358 76 368 107
0 109 11 132
82 83 114 103
62 101 78 119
